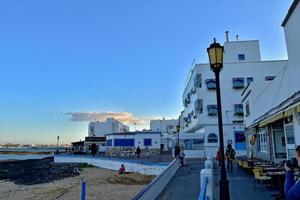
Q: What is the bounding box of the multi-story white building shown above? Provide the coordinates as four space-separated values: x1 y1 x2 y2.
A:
242 0 300 163
88 118 129 137
180 34 287 157
150 118 179 151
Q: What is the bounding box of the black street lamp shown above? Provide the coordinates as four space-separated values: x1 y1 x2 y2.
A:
207 38 230 200
176 125 180 146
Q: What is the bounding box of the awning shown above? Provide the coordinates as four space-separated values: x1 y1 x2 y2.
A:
259 112 284 127
259 102 300 127
284 103 300 117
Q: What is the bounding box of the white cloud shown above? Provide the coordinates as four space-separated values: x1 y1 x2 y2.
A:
66 111 149 125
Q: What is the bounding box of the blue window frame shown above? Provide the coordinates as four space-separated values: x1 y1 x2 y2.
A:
194 73 202 88
234 104 244 116
265 76 275 81
238 54 245 61
232 78 245 89
205 79 216 90
235 131 246 150
114 139 135 147
144 139 152 146
247 77 254 85
106 139 112 146
207 105 218 116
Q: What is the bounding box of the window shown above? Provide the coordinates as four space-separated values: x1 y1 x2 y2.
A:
247 77 254 85
234 104 244 116
285 124 295 144
232 78 245 89
114 139 135 147
265 76 275 81
258 131 269 152
106 139 112 146
238 54 246 61
179 139 204 150
205 79 216 90
207 133 218 143
207 105 218 116
194 99 203 113
245 101 250 117
144 139 152 146
194 73 202 88
184 97 190 107
235 131 246 150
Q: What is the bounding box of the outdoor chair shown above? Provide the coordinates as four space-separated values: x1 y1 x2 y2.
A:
253 169 272 191
241 160 252 173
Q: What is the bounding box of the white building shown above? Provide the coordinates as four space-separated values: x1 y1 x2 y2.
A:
180 33 287 157
88 118 129 137
105 131 161 157
150 119 179 151
242 0 300 163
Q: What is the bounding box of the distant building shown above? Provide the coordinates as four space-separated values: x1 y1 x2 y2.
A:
88 118 129 137
105 131 161 157
242 0 300 163
180 34 287 157
150 119 179 151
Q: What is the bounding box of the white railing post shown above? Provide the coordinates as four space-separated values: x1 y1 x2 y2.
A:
199 156 213 200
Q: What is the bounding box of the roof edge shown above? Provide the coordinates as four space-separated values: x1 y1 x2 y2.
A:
282 0 300 27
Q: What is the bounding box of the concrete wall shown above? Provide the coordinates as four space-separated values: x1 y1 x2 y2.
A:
133 158 180 200
106 133 161 149
150 119 178 133
54 155 167 175
223 40 261 63
88 118 129 137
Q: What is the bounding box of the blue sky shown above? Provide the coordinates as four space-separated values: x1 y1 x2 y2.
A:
0 0 292 144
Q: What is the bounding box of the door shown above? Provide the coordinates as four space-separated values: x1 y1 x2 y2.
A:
284 123 296 159
273 129 287 159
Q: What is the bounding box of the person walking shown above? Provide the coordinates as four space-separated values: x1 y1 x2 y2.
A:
216 148 222 167
179 147 185 167
136 146 141 158
225 144 236 172
174 145 180 158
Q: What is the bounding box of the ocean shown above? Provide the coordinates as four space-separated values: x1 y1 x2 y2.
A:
0 147 64 161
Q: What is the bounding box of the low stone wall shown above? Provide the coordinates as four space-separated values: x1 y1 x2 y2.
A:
105 147 160 157
54 155 167 175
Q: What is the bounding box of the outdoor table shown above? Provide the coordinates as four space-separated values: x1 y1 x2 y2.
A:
266 171 286 200
263 167 284 172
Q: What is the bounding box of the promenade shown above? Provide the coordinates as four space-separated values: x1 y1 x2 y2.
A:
156 159 204 200
213 163 277 200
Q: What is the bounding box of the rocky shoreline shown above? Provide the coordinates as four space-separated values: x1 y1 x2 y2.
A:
0 157 154 200
0 157 82 185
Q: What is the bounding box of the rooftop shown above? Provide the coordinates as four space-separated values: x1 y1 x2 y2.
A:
282 0 300 26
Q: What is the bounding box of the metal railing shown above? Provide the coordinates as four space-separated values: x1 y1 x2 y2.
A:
198 176 209 200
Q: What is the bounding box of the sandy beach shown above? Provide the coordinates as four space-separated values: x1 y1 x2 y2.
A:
0 167 153 200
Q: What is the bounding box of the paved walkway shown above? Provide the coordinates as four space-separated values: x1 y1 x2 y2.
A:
156 159 204 200
213 162 278 200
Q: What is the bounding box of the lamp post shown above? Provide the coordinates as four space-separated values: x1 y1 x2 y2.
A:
176 125 180 146
207 38 230 200
56 136 60 154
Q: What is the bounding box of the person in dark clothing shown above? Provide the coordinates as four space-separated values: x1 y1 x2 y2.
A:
136 146 141 158
174 145 180 158
216 148 225 167
179 147 185 166
284 146 300 200
225 144 236 172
